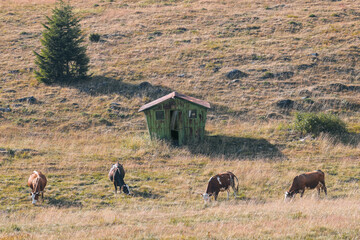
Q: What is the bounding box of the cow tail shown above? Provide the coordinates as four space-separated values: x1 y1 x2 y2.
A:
233 174 239 193
119 164 125 179
115 168 120 185
33 177 40 193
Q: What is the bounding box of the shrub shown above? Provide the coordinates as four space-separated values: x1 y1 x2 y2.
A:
89 33 101 42
261 71 274 79
294 112 347 136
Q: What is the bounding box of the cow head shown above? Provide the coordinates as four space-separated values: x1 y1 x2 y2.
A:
284 191 294 201
201 193 212 202
122 184 131 195
30 192 40 204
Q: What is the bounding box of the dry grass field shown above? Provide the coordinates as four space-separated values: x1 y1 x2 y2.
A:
1 0 360 239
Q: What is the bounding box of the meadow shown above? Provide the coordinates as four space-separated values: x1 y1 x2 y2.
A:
1 0 360 239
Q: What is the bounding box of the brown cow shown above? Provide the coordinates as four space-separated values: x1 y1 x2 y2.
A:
201 172 239 202
27 171 47 204
285 170 327 201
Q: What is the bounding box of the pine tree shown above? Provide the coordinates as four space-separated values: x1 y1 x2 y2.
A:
34 0 89 84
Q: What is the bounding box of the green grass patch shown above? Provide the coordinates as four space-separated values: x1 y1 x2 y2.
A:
293 112 347 137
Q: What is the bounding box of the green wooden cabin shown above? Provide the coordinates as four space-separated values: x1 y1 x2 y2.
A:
139 92 211 145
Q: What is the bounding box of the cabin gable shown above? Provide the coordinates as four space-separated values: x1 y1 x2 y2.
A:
139 92 210 145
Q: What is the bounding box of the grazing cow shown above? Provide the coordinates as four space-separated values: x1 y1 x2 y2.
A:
108 162 130 195
27 171 47 204
285 170 327 201
201 172 239 202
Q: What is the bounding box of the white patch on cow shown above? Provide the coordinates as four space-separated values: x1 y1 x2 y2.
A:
202 193 210 202
284 192 291 202
33 171 39 176
31 193 37 204
124 184 130 195
208 177 213 182
217 176 222 185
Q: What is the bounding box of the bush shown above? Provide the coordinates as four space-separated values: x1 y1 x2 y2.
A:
89 33 101 42
294 112 347 136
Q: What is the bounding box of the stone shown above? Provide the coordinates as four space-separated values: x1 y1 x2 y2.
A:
213 67 221 72
230 79 240 84
276 99 294 108
276 71 294 80
0 107 11 112
110 102 122 110
226 69 248 80
4 89 16 93
138 82 152 89
15 96 37 104
266 112 283 119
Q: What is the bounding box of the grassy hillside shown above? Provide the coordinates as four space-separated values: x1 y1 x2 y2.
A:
0 0 360 239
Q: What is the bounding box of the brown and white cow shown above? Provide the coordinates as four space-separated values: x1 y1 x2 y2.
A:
109 162 130 195
201 172 239 202
285 170 327 201
27 171 47 204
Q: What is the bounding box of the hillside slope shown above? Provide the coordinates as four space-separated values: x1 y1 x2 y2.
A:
0 0 360 239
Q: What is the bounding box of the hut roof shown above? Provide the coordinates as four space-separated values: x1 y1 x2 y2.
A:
138 92 211 112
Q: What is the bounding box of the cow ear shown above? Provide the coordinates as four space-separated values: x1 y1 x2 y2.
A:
29 193 32 196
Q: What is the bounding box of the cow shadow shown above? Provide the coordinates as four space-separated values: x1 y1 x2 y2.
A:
187 135 285 160
46 196 83 208
130 188 163 199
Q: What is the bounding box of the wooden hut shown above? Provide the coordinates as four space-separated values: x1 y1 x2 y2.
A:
139 92 211 145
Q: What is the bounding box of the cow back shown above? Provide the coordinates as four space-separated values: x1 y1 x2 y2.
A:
289 171 324 193
28 171 47 192
303 171 324 189
206 172 232 194
109 164 126 186
109 163 125 181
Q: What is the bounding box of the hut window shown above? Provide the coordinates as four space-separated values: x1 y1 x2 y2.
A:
156 111 165 120
188 110 197 118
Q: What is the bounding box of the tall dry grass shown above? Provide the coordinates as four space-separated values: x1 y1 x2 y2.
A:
0 199 359 239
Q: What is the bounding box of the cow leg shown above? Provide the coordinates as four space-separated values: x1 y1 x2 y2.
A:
214 192 219 201
41 191 44 202
300 189 305 197
320 180 327 196
316 185 321 197
114 182 117 194
227 190 229 200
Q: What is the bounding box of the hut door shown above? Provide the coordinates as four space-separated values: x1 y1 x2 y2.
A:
170 110 180 144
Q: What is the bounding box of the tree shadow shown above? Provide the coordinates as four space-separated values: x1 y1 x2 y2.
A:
46 196 83 208
66 75 252 118
65 75 173 99
186 135 285 160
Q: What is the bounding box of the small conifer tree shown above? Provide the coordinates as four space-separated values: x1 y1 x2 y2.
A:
34 0 89 84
